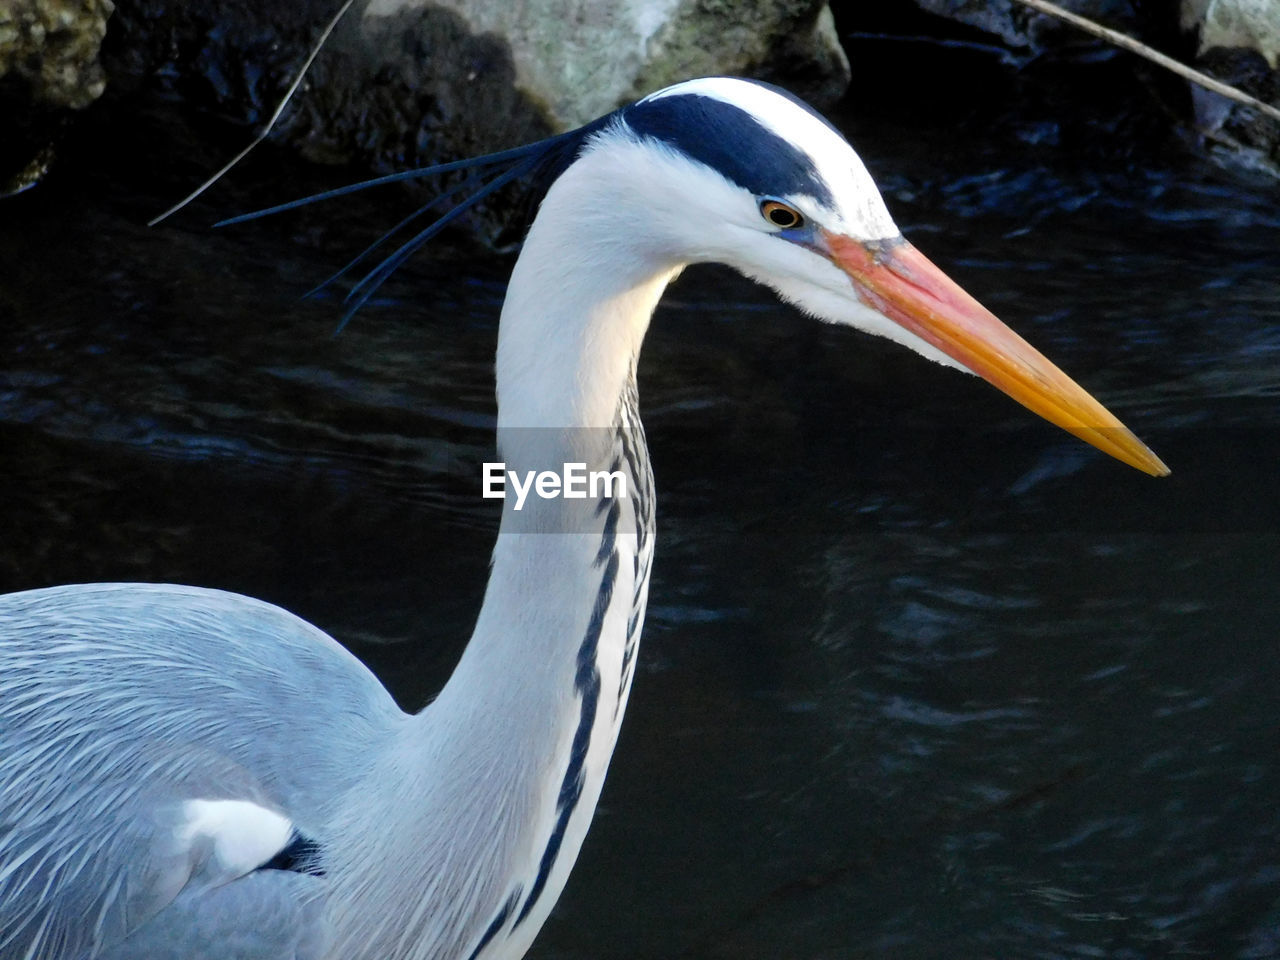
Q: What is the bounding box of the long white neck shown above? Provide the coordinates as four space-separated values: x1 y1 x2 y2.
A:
329 147 679 960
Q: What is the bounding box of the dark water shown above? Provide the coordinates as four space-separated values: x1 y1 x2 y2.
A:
3 92 1280 959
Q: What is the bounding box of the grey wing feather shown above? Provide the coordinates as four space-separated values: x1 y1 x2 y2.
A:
0 583 405 960
96 871 330 960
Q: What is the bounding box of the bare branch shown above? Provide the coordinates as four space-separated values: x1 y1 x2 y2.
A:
148 0 357 226
1010 0 1280 124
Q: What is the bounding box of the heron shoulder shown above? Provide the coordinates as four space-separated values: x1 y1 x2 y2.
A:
0 582 402 958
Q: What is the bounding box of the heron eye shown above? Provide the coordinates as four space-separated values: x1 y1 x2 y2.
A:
760 199 804 230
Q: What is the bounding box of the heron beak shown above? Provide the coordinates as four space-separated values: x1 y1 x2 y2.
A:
822 231 1169 477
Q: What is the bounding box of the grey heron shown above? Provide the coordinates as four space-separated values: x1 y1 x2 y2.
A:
0 76 1168 960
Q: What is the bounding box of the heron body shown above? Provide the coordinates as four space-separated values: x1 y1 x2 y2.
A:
0 77 1166 960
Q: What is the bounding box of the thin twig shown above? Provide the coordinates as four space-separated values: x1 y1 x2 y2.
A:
148 0 357 226
1009 0 1280 124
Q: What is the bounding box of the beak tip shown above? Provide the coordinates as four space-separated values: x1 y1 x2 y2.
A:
1082 427 1169 478
1146 458 1172 479
1111 437 1169 478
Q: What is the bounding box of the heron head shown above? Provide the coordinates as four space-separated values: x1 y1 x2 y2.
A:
224 75 1166 475
589 77 1168 476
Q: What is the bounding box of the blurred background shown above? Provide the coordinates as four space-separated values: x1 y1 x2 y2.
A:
3 1 1280 957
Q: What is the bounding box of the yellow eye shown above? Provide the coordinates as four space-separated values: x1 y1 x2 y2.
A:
760 199 804 229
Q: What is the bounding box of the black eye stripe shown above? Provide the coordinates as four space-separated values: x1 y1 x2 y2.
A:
622 93 836 208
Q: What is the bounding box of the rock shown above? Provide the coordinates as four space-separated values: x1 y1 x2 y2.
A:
48 0 846 229
0 0 114 109
1187 0 1280 67
0 0 114 193
98 0 847 175
299 0 848 176
76 0 847 234
361 0 848 131
1182 0 1280 168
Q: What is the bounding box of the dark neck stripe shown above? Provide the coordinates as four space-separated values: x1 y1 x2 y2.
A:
465 886 523 960
514 499 619 929
513 387 653 934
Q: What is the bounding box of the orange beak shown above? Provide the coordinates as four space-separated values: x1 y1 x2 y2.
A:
823 231 1169 477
